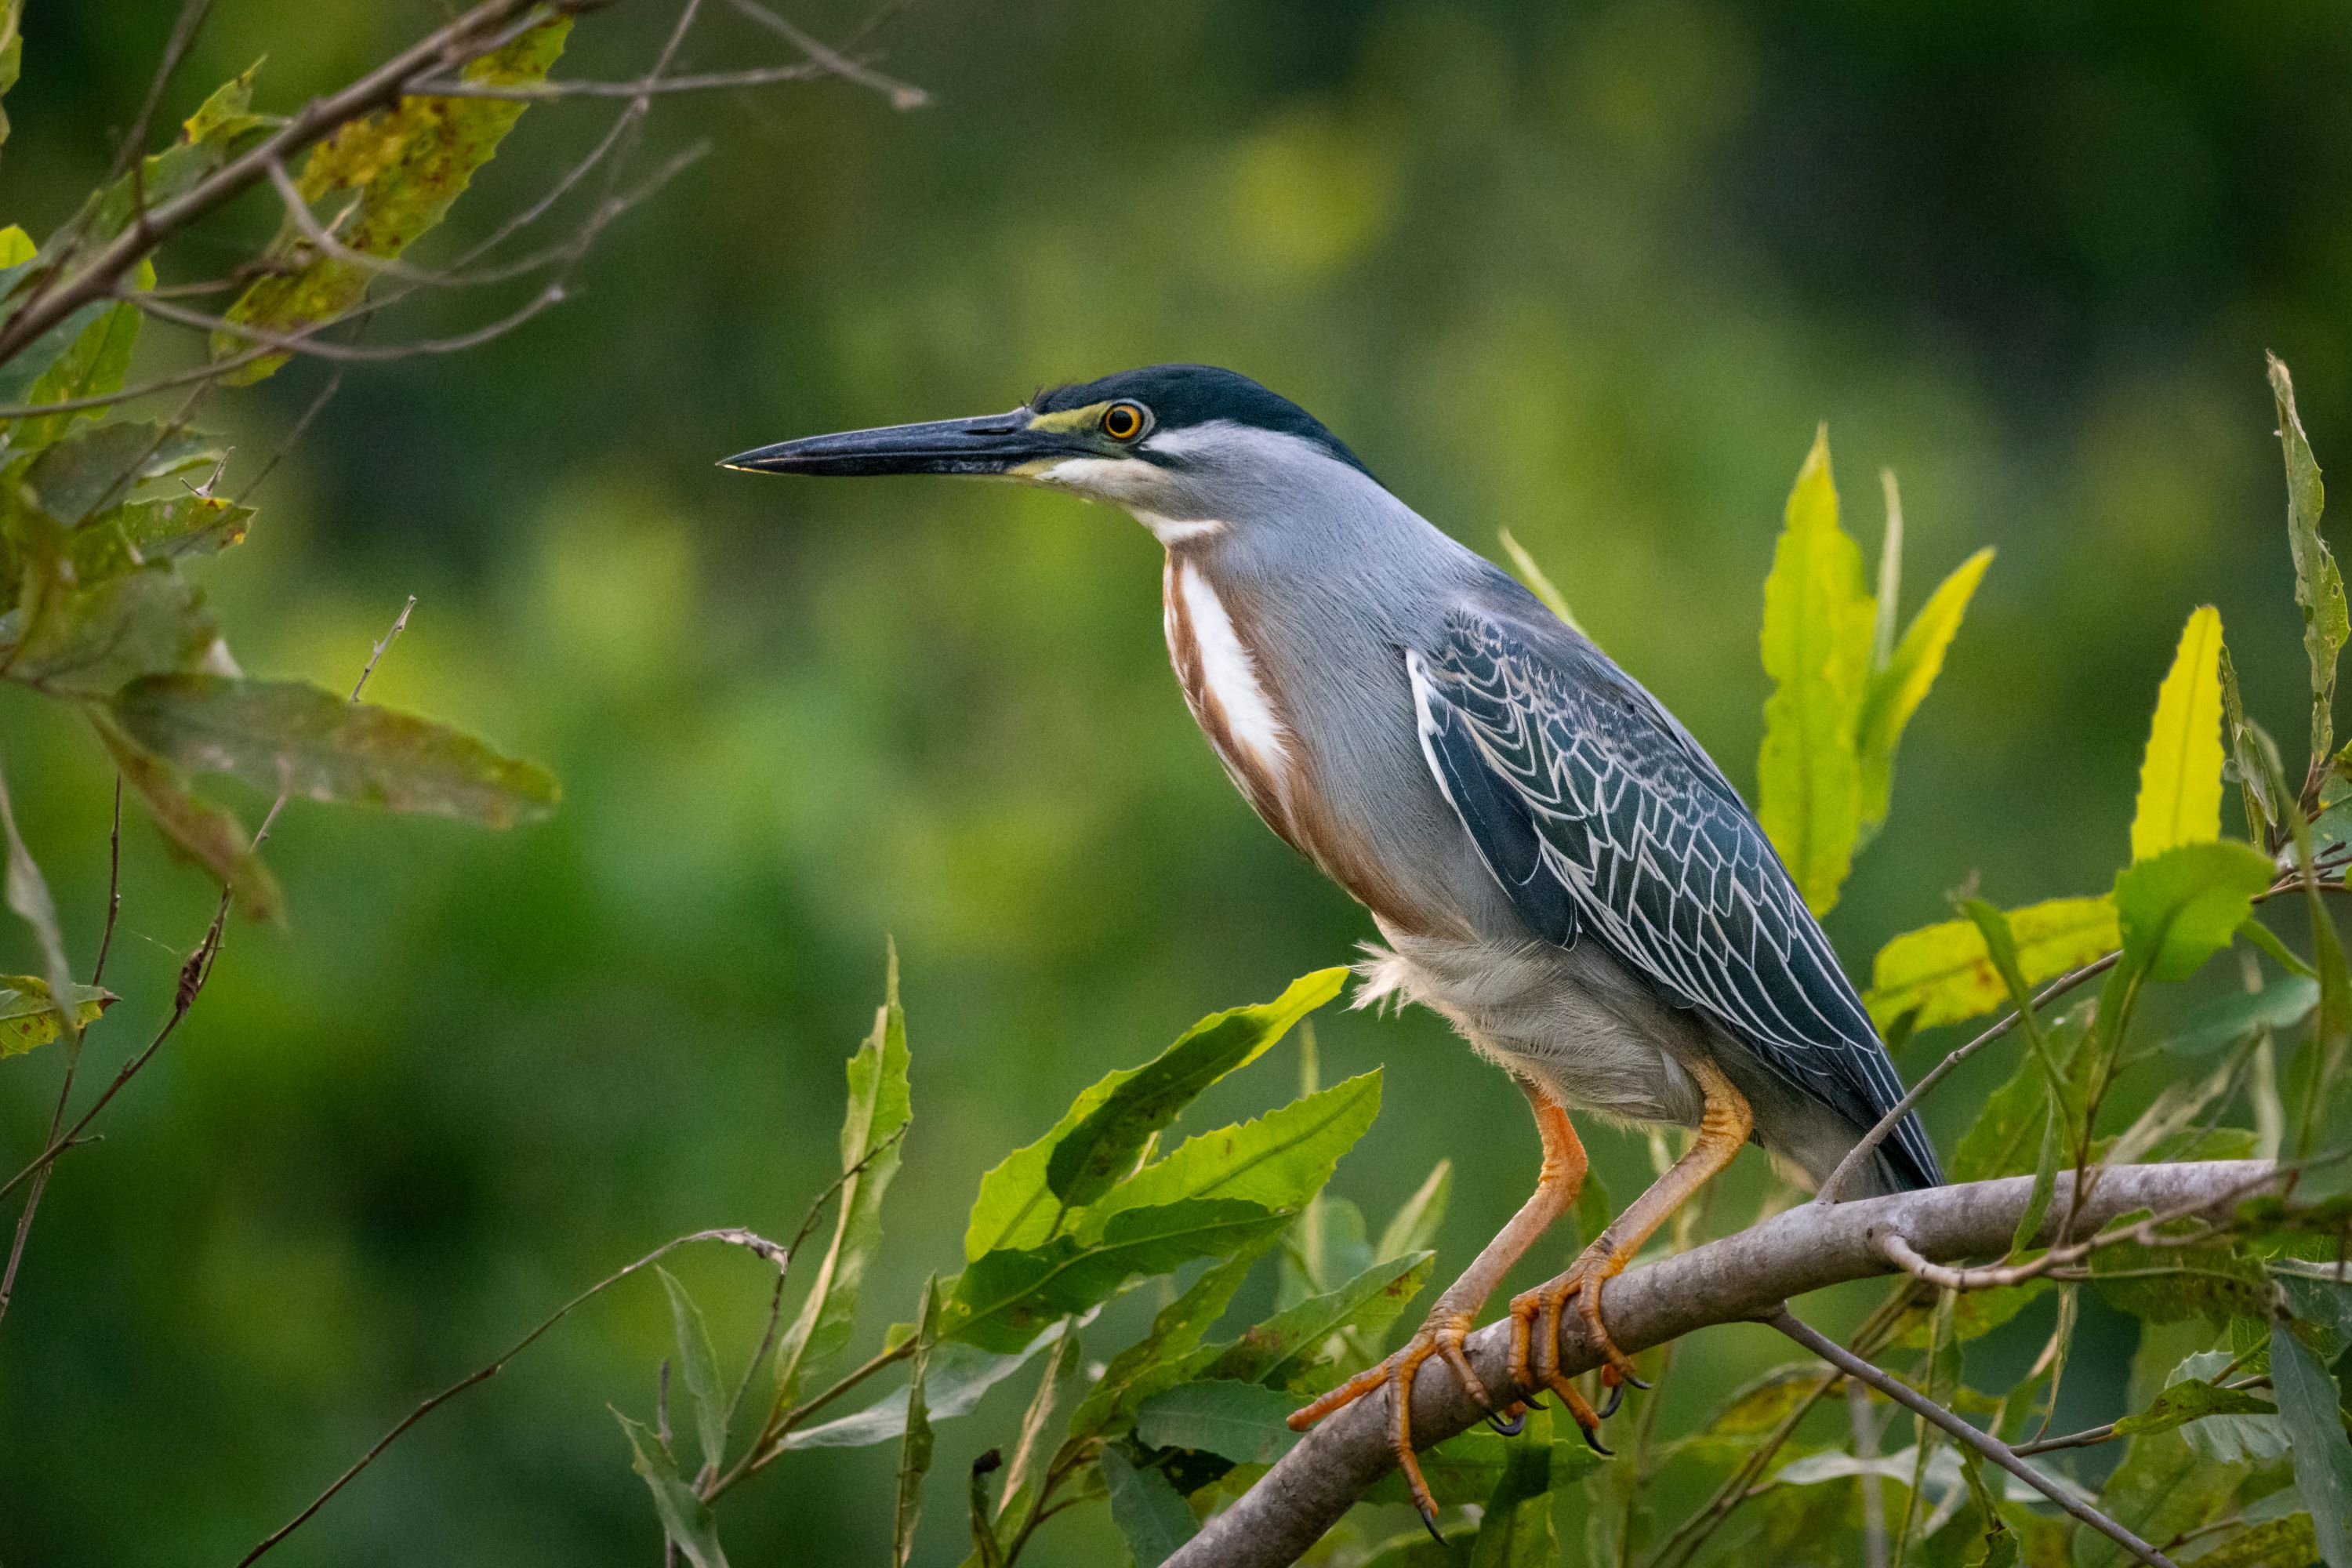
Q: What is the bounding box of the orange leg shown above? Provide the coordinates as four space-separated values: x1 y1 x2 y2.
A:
1288 1076 1588 1530
1507 1059 1751 1444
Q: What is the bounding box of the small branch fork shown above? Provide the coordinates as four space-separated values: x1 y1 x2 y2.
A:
1165 1161 2278 1568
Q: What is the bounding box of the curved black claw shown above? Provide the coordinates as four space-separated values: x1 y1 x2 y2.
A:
1579 1423 1615 1458
1620 1369 1654 1392
1418 1502 1445 1544
1486 1408 1528 1437
1596 1379 1626 1421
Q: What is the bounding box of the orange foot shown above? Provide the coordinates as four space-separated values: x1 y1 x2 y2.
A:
1505 1252 1648 1454
1287 1307 1497 1532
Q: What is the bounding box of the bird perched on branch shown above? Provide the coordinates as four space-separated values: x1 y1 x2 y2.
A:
723 365 1940 1527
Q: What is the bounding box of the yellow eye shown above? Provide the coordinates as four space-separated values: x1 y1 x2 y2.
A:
1102 401 1145 441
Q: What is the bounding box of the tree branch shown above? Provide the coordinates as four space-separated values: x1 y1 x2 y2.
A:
1168 1160 2278 1568
1763 1305 2176 1568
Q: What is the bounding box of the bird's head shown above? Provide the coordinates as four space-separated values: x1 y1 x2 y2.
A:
720 364 1377 543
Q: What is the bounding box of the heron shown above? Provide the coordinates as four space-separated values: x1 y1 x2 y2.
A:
722 364 1940 1526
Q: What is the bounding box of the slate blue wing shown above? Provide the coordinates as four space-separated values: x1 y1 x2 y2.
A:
1406 604 1941 1191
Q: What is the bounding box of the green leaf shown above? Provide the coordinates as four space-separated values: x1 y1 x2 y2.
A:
1684 1362 1824 1439
1198 1250 1435 1391
1046 968 1345 1208
943 1199 1294 1355
613 1410 728 1568
1079 1071 1380 1238
0 761 74 1051
656 1268 727 1475
997 1327 1082 1525
1855 545 1993 838
1067 1233 1281 1439
2272 1319 2352 1568
2112 840 2277 983
2089 1223 2267 1327
110 674 558 827
2130 606 2228 863
2108 1377 2274 1439
1497 528 1586 636
84 709 279 920
891 1277 938 1568
2274 1258 2352 1351
7 564 216 698
965 969 1345 1258
7 289 144 448
1888 1278 2050 1350
1865 895 2118 1033
2272 355 2346 763
1758 426 1876 916
1134 1378 1302 1465
2166 1351 2287 1465
0 226 31 268
214 22 572 385
1101 1443 1196 1567
775 951 911 1399
2191 1515 2318 1568
780 1319 1075 1450
2074 1427 2241 1568
1363 1425 1596 1507
0 975 111 1059
1947 1012 2087 1182
2220 644 2285 841
1375 1159 1452 1264
2161 975 2318 1058
0 2 21 150
17 419 222 526
69 494 252 583
1469 1404 1557 1568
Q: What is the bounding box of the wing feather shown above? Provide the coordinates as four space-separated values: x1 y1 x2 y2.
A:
1407 612 1941 1190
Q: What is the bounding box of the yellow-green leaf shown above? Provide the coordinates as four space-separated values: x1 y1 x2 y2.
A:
1864 894 2119 1033
2271 354 2343 762
1758 426 1876 915
0 224 32 268
0 1 21 150
213 20 572 385
2131 605 2227 863
0 976 111 1059
2113 840 2275 984
1855 546 1992 836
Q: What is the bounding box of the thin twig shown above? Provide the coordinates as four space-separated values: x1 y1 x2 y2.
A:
406 62 835 97
92 779 125 990
720 0 927 108
234 1226 788 1567
1820 952 2122 1203
1762 1305 2177 1568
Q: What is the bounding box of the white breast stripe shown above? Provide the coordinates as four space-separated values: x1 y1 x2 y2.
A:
1177 561 1290 774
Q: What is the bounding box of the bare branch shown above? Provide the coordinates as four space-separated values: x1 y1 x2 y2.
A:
1764 1305 2178 1568
1167 1161 2277 1568
234 1225 790 1567
721 0 927 109
404 61 837 98
0 0 550 368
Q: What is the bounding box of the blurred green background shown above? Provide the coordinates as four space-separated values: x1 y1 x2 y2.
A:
3 1 2350 1563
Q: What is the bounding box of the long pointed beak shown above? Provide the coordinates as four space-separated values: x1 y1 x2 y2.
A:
719 410 1090 478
